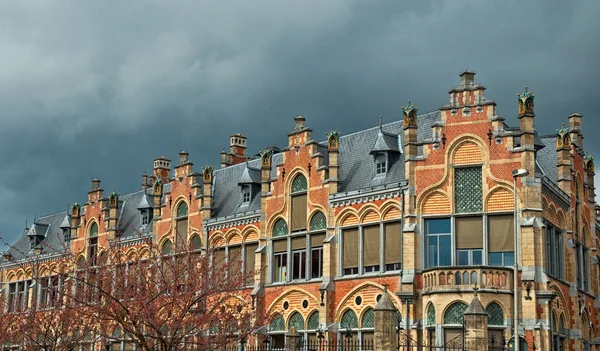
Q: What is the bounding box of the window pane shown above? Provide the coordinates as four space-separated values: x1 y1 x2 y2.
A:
427 235 438 268
439 234 451 266
504 252 514 267
311 248 322 279
489 252 502 266
292 251 306 280
457 250 469 266
472 250 482 265
274 253 287 282
426 218 451 234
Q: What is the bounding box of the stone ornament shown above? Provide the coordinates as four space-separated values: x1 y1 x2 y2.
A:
326 130 340 151
260 149 273 170
517 86 535 115
583 152 594 173
402 100 418 127
556 123 571 150
153 179 163 195
202 165 214 183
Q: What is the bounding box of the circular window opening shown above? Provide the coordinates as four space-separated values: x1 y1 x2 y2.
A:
355 296 362 306
376 294 382 302
283 301 289 310
302 300 309 309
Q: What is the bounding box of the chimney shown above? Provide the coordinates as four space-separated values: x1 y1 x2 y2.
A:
142 171 150 190
556 124 572 195
108 190 119 239
88 179 103 203
201 166 214 219
220 149 229 168
175 151 193 178
70 203 81 239
294 115 306 131
288 115 312 148
153 156 171 183
568 113 583 148
152 179 163 220
517 86 536 177
226 134 247 167
326 130 340 194
459 70 475 87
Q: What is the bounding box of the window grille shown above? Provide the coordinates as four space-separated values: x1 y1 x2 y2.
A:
486 302 504 326
443 302 468 325
427 304 436 326
361 308 374 328
309 211 327 231
455 167 482 213
161 240 174 255
190 235 202 250
292 174 308 193
177 202 188 217
270 314 285 331
340 309 359 329
289 312 304 331
307 311 320 330
90 223 98 237
272 219 289 238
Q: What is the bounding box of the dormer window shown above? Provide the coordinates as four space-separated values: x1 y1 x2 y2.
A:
375 154 387 175
242 185 251 204
142 210 149 225
63 228 70 243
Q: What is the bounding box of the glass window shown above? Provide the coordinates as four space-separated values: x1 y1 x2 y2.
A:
176 202 188 217
443 302 468 325
384 221 401 271
274 252 287 283
489 252 513 267
486 303 504 326
89 223 98 237
309 211 326 231
272 219 288 238
244 243 258 286
88 237 98 266
375 154 387 175
242 186 251 204
426 218 451 268
311 247 323 279
343 228 359 275
455 167 483 213
63 228 70 243
426 304 436 326
292 250 306 280
363 225 380 273
307 311 320 330
142 210 149 225
291 174 308 192
289 312 304 331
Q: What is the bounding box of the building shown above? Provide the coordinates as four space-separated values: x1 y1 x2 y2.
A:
1 71 599 350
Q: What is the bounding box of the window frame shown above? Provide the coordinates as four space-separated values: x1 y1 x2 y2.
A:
375 153 387 175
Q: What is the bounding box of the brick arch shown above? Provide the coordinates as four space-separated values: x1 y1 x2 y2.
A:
225 228 242 245
334 281 402 321
6 271 17 282
546 204 558 226
86 219 100 238
266 216 288 236
549 284 570 322
542 196 548 212
172 197 189 217
358 205 381 224
380 201 401 221
209 233 225 247
421 191 451 215
485 187 514 212
337 208 359 227
265 287 319 316
556 210 566 229
241 226 259 242
452 141 483 165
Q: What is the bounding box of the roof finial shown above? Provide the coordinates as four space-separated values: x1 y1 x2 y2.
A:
382 283 389 292
524 86 528 92
34 213 36 222
473 285 479 296
379 115 383 130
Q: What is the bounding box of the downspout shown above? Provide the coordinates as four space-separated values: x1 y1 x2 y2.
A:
400 186 405 290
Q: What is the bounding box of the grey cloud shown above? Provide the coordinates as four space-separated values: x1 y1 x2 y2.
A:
0 0 599 245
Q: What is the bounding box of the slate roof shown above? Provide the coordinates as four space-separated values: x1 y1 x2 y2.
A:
536 135 558 184
6 211 69 261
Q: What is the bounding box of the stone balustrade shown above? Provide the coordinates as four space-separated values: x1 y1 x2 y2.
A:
422 266 513 292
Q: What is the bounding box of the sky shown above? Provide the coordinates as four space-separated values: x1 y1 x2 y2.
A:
0 0 599 245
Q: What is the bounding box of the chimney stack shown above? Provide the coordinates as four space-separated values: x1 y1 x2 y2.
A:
88 179 103 203
568 113 583 148
294 115 306 131
153 156 171 183
142 171 150 190
326 131 340 194
70 203 81 239
108 191 119 239
175 151 193 178
556 124 572 195
201 166 214 219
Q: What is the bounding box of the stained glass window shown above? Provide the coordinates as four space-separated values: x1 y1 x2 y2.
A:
443 302 468 325
270 314 285 331
161 239 173 255
486 302 504 326
289 312 304 331
361 308 374 328
292 174 308 193
190 235 202 250
273 219 288 238
455 167 482 213
309 211 327 231
427 304 436 326
177 202 188 217
340 309 358 329
89 223 98 237
307 311 319 330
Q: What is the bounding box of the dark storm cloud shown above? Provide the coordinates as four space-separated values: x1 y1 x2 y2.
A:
1 0 599 244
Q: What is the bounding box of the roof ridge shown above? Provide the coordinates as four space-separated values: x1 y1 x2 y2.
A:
338 110 439 140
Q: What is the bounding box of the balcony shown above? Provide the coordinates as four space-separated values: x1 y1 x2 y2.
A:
422 266 513 293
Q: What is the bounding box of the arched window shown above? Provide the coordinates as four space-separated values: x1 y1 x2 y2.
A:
486 302 504 326
273 219 288 238
291 174 308 232
307 311 320 330
426 304 436 326
88 223 99 266
309 211 326 279
270 314 286 348
111 327 123 351
190 234 202 250
443 302 468 345
175 202 189 249
289 312 304 331
161 239 174 255
360 308 375 345
340 309 358 329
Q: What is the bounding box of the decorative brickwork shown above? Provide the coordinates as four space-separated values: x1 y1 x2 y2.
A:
422 192 451 215
486 187 514 212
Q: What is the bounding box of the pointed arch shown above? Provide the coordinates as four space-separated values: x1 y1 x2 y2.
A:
288 311 304 331
337 207 359 227
309 211 327 231
176 201 188 218
486 187 514 212
89 222 98 237
272 218 288 238
486 302 504 326
425 303 436 326
361 308 374 328
340 309 358 329
452 141 483 165
161 239 173 255
421 191 451 215
443 301 468 325
307 311 320 330
291 173 308 193
270 313 285 331
189 234 202 250
381 202 401 221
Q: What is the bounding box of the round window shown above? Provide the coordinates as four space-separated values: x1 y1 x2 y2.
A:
355 296 362 306
283 301 289 310
302 300 309 309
